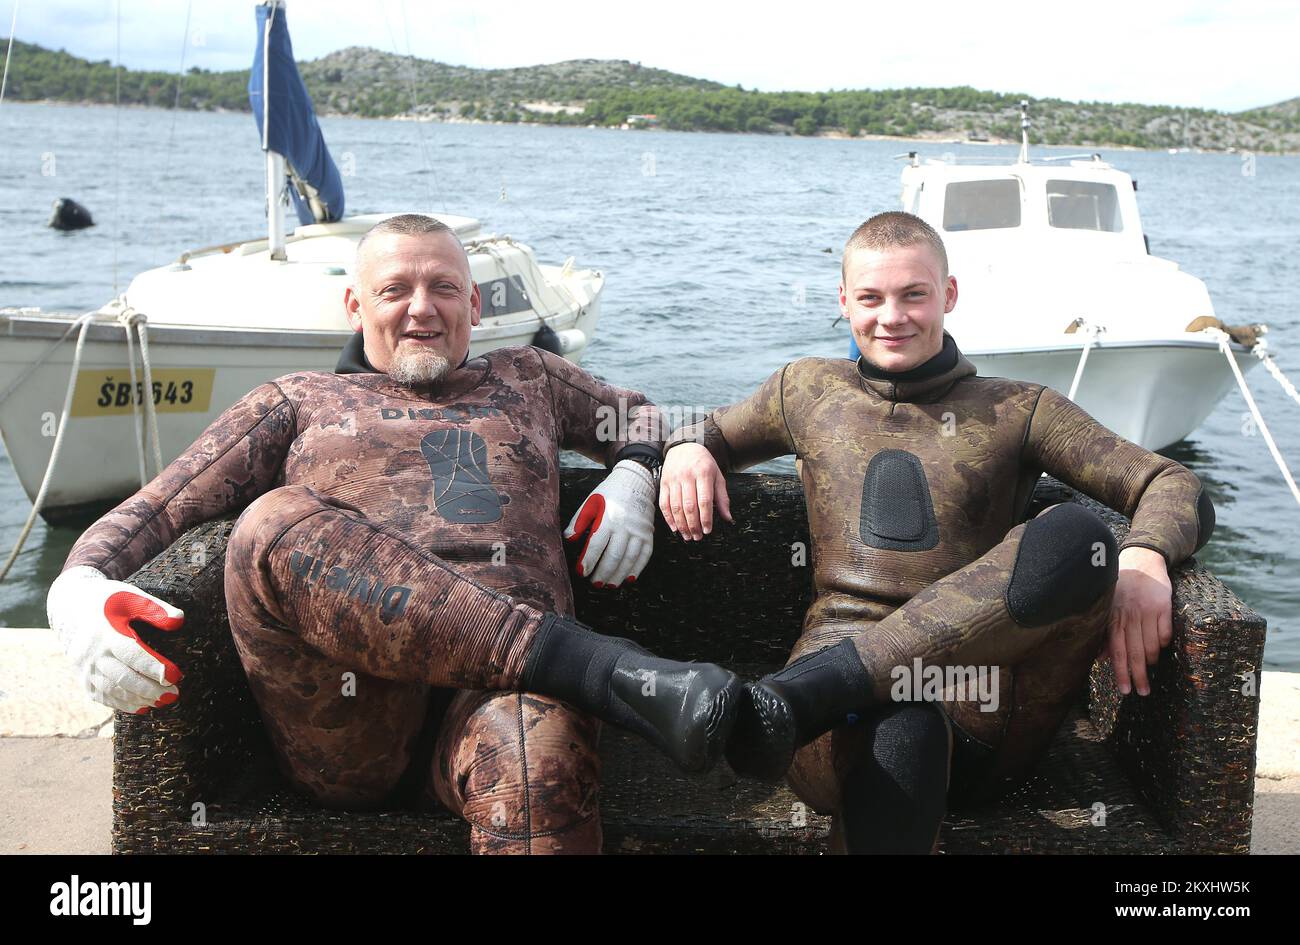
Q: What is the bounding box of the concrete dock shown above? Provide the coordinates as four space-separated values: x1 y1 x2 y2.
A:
2 626 1296 854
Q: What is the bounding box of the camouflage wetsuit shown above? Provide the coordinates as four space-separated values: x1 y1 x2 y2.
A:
63 338 664 854
667 332 1212 844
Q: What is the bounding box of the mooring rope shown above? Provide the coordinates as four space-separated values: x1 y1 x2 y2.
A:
1206 327 1300 507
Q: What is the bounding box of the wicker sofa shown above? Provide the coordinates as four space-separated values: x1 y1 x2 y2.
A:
113 472 1266 854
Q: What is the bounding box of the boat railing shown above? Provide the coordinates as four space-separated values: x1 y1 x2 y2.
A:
1038 153 1104 164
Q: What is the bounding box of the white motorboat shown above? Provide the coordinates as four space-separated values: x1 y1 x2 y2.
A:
0 2 603 524
854 102 1263 451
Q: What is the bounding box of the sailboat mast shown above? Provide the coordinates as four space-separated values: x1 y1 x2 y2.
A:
263 0 288 261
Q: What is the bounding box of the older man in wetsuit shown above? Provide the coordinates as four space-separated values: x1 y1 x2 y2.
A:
48 214 740 855
660 211 1213 854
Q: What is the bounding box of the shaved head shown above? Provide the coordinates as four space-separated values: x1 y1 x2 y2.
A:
843 211 948 280
356 214 462 278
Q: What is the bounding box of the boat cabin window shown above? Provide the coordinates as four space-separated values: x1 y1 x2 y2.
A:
942 180 1021 231
1047 180 1123 232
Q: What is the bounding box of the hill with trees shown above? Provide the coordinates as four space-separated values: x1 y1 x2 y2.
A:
5 40 1296 152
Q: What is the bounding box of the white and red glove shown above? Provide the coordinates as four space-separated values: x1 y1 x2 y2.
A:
47 565 185 714
564 459 657 588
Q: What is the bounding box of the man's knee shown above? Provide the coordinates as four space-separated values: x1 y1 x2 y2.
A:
225 486 340 630
439 692 601 852
1006 503 1117 627
227 485 346 566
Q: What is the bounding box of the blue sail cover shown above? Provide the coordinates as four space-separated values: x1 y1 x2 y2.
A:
248 3 344 224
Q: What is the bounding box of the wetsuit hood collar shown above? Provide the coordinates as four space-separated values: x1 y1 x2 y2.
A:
335 332 378 374
855 331 976 403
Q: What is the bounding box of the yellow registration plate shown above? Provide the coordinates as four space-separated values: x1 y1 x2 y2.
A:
71 368 216 417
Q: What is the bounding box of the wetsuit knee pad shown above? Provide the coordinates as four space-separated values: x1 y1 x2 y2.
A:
452 692 601 852
1006 503 1117 627
839 702 950 854
1193 486 1216 554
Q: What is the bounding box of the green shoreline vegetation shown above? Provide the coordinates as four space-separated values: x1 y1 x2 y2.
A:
6 40 1298 153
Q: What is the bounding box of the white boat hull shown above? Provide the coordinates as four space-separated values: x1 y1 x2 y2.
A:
959 335 1259 450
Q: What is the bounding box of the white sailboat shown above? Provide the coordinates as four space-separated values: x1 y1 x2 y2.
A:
852 102 1265 451
0 1 603 523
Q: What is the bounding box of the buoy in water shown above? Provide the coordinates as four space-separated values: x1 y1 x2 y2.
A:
48 198 95 231
531 322 563 354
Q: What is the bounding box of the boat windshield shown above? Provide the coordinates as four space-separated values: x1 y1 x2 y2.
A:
1046 180 1123 232
942 180 1021 231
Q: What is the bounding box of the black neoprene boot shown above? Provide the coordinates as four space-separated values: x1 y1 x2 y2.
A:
520 614 742 774
726 639 875 782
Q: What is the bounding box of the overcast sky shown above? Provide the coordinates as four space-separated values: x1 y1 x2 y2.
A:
9 0 1297 113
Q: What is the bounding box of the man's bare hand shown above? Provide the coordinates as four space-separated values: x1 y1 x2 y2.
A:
658 443 733 540
1108 546 1173 696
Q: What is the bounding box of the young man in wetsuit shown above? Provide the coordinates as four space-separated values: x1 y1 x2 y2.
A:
48 214 741 855
660 211 1213 854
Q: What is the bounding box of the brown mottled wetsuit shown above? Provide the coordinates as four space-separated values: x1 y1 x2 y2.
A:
667 332 1211 831
64 338 662 854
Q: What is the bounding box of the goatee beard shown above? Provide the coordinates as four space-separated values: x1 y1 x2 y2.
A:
388 347 452 387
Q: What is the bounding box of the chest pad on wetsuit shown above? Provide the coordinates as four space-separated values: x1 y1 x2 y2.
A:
859 449 940 552
420 428 503 524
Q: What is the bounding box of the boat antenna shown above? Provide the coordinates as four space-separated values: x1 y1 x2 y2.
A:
1018 99 1030 164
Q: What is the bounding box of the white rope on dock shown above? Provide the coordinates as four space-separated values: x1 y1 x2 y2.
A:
1066 320 1103 402
132 312 164 476
120 307 148 486
109 307 164 482
1207 327 1300 508
1253 339 1300 409
0 313 96 582
114 308 163 483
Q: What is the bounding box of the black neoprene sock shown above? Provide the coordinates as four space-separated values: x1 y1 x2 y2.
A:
520 614 740 774
728 639 875 782
839 702 951 855
774 640 876 744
